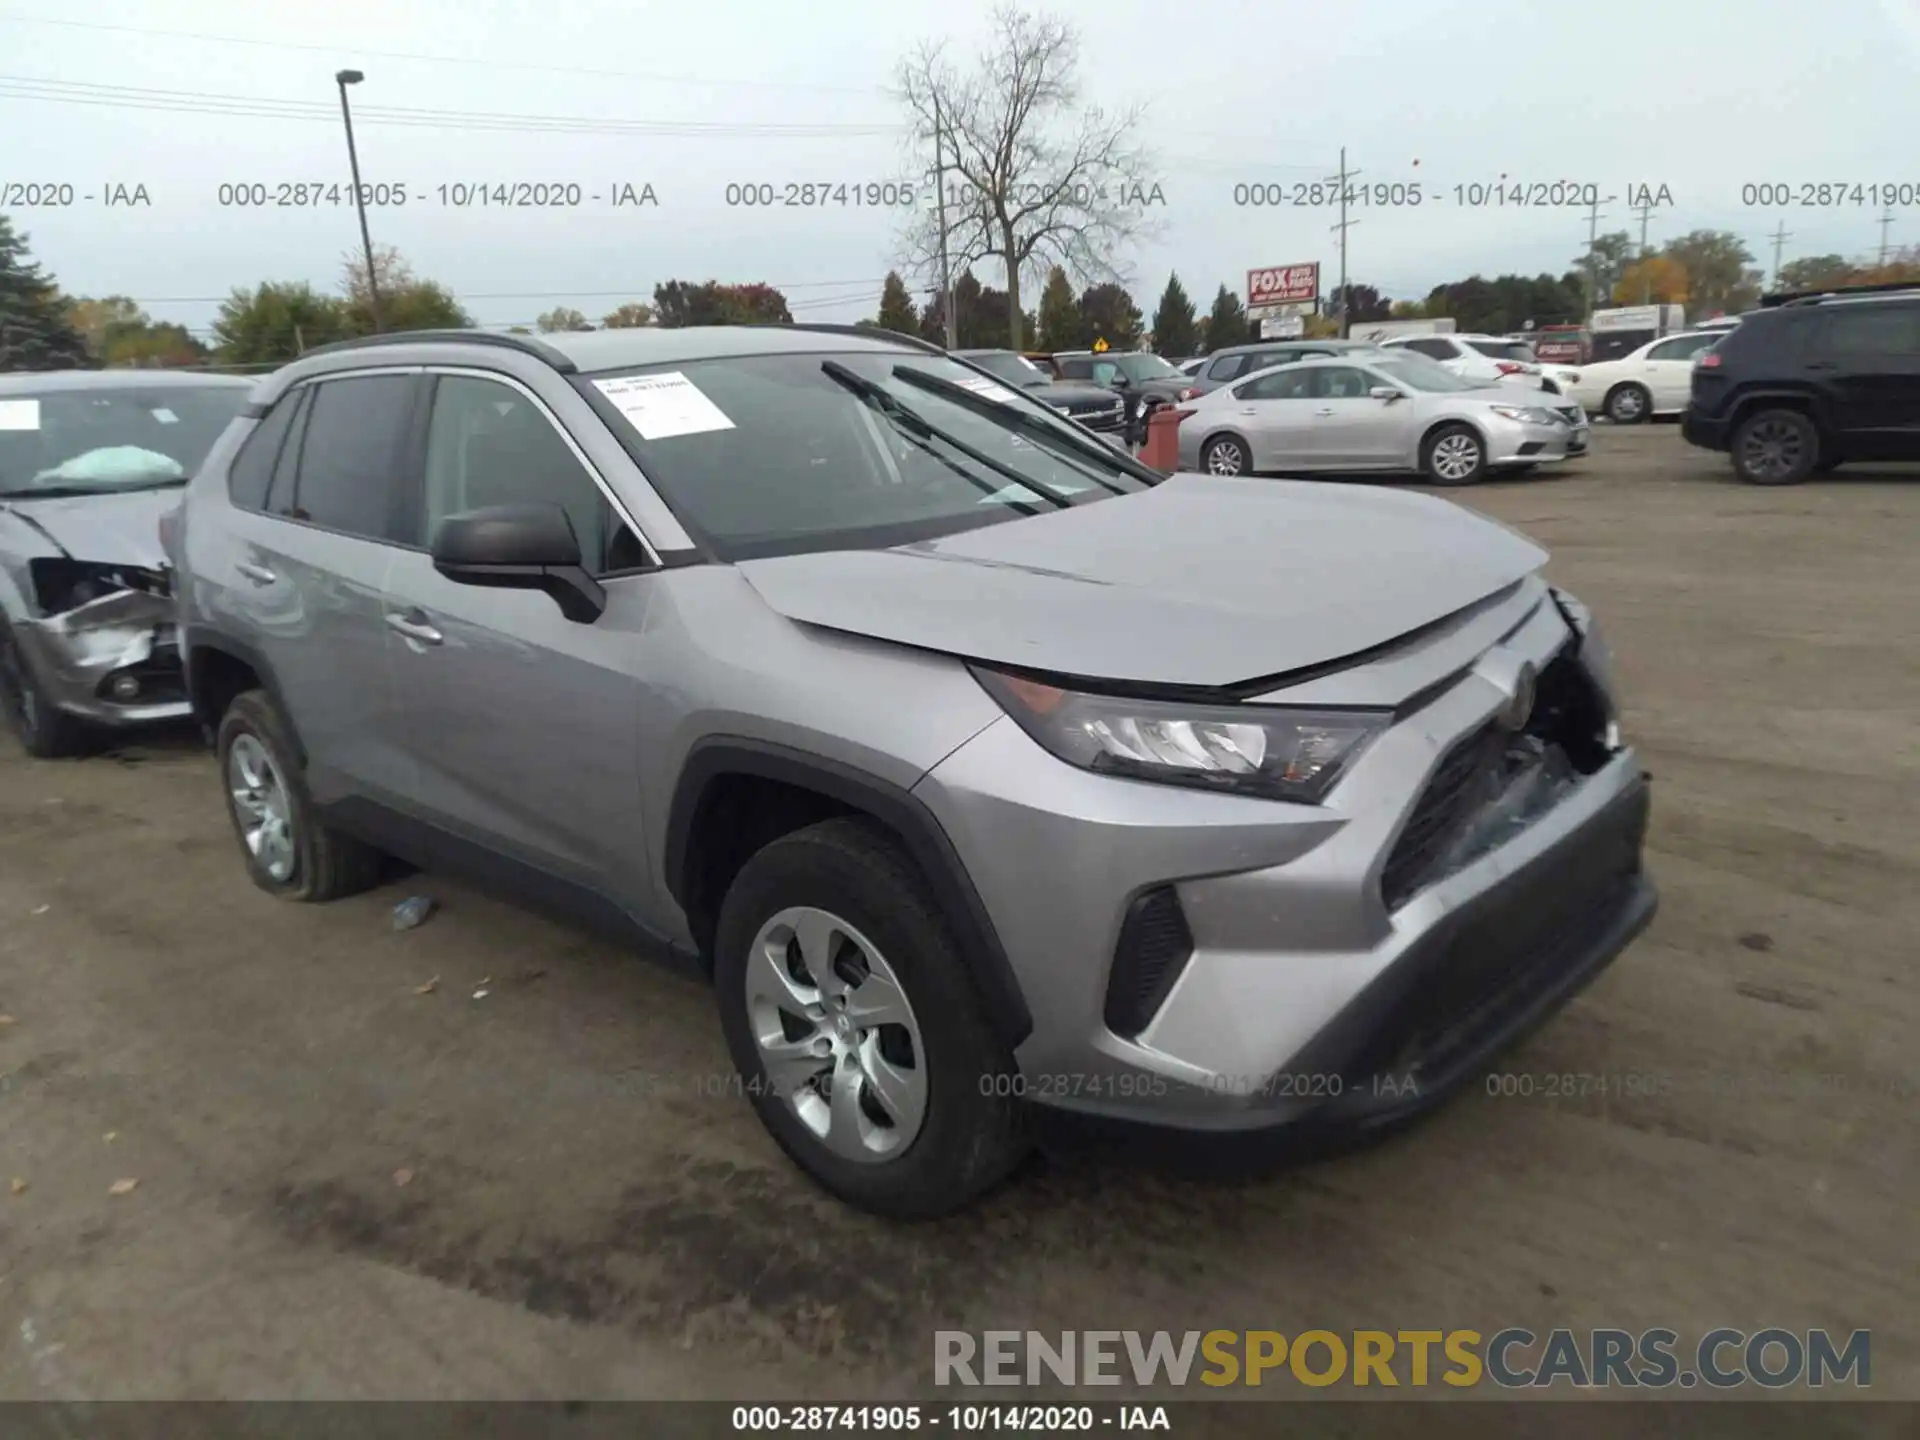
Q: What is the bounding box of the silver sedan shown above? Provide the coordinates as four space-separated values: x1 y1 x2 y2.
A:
1174 353 1589 485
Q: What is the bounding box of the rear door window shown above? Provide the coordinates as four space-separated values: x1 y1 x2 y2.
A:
1819 305 1920 357
285 375 418 542
227 393 300 510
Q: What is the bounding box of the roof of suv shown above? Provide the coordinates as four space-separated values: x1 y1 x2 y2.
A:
1213 339 1380 355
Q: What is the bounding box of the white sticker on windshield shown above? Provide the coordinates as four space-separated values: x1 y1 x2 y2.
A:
591 372 735 440
0 399 41 431
150 407 179 424
955 375 1023 404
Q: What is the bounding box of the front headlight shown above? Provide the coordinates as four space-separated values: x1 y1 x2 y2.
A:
1549 586 1621 725
972 667 1389 804
1490 404 1557 425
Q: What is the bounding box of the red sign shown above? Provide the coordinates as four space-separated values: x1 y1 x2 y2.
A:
1247 263 1320 306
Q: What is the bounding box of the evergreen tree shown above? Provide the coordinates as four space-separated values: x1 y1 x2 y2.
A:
876 272 919 335
0 217 87 371
1076 283 1143 351
1037 266 1081 351
1151 273 1199 356
1203 284 1250 351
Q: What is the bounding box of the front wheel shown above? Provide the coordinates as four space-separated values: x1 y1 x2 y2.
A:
0 618 90 758
1421 424 1487 486
1731 408 1818 485
1201 434 1252 476
1605 384 1651 425
713 817 1026 1218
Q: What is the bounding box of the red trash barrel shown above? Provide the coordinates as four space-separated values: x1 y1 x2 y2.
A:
1142 404 1186 473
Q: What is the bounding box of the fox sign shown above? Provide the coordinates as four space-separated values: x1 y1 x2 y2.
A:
1247 263 1321 307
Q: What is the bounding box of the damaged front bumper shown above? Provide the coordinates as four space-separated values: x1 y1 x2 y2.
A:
11 586 191 726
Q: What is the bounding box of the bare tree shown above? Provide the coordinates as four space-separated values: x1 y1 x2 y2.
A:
895 8 1160 349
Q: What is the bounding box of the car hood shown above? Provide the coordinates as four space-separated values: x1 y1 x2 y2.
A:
735 475 1547 689
0 487 177 566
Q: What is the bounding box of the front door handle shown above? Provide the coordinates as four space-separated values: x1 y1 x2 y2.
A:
1314 407 1335 416
1239 407 1258 415
385 611 444 646
235 561 276 585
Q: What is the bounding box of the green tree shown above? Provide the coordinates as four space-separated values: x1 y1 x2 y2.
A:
1660 230 1760 316
1037 266 1081 351
211 282 348 366
536 306 591 333
339 246 470 336
1077 283 1142 350
975 285 1033 349
0 217 87 371
876 272 919 335
916 289 948 345
1574 231 1634 310
1202 283 1249 351
652 280 792 327
1150 273 1198 356
67 295 146 363
1775 254 1855 293
102 322 206 369
602 302 655 328
1614 255 1689 305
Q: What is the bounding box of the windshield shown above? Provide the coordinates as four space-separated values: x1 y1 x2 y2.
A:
963 352 1049 388
1467 340 1537 362
1114 353 1183 381
577 352 1158 560
1373 357 1487 393
0 385 251 497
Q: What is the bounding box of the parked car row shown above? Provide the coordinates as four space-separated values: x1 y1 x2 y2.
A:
3 321 1656 1222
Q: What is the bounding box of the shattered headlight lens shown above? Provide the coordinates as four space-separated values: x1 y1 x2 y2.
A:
972 667 1389 804
1550 586 1621 728
27 558 168 616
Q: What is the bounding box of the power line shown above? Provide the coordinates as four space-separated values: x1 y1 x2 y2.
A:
0 13 887 97
0 74 900 136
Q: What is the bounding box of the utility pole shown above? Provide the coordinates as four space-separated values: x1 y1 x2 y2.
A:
1876 206 1896 267
1581 193 1611 320
1768 222 1792 293
1631 197 1657 304
334 69 382 333
1323 147 1360 337
930 93 957 350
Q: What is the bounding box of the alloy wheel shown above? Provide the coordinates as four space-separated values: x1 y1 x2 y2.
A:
1431 432 1481 482
1739 417 1807 481
228 733 297 882
1205 440 1245 476
744 905 929 1163
1609 387 1647 422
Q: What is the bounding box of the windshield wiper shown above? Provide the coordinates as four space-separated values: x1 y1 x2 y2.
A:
890 365 1151 494
819 361 1069 511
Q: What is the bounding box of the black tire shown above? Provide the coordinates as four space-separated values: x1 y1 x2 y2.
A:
0 617 91 759
1420 423 1488 486
1201 433 1253 477
216 689 383 901
1731 408 1819 486
713 817 1026 1218
1604 383 1651 425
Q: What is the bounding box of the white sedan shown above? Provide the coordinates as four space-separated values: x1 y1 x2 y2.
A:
1570 331 1723 423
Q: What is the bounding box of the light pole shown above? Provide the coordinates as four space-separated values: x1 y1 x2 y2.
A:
334 69 382 332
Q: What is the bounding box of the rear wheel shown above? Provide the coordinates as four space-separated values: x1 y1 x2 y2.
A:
1605 384 1650 424
216 689 384 900
1731 408 1818 486
713 817 1026 1217
0 618 90 759
1420 424 1487 486
1201 434 1252 476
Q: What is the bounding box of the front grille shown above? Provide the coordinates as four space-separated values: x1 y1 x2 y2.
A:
1379 649 1612 911
1072 405 1126 433
1103 887 1194 1040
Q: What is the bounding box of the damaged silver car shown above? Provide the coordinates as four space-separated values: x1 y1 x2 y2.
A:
0 370 255 756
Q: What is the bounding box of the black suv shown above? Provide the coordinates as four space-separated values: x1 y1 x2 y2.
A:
1050 351 1197 442
952 349 1128 437
1682 282 1920 484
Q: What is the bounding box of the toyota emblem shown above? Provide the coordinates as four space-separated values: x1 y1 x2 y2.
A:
1496 660 1538 732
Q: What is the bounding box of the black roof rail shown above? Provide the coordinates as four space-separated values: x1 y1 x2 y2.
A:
295 328 578 372
751 321 950 356
1761 280 1920 308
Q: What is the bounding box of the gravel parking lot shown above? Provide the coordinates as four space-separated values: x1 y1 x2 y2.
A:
1 426 1914 1403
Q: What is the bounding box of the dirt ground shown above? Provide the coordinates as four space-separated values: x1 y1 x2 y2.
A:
1 426 1914 1405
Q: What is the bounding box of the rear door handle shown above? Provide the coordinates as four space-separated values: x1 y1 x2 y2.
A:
1314 408 1335 416
1239 407 1258 415
235 561 276 585
385 611 444 646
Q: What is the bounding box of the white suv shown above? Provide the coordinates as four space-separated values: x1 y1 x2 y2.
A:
1381 334 1583 397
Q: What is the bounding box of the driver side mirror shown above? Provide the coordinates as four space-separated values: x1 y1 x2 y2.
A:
1370 386 1405 402
430 502 607 624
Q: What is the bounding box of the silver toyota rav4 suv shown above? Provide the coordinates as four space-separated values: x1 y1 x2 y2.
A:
169 325 1656 1217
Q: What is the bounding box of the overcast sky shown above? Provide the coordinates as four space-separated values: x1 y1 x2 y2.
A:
4 0 1917 338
